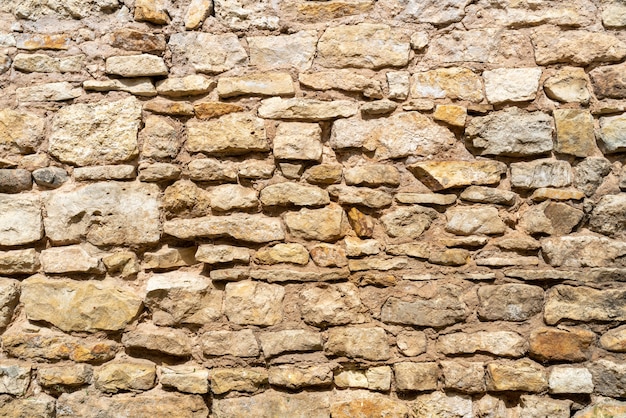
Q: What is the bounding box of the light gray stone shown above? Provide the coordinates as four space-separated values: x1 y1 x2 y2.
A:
599 114 626 153
224 280 285 326
542 235 626 268
511 159 572 189
483 67 542 104
446 206 506 235
248 31 317 71
169 32 247 74
16 82 82 102
0 194 42 246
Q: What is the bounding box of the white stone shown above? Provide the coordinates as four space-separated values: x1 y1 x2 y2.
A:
484 67 542 104
549 367 594 394
248 31 317 71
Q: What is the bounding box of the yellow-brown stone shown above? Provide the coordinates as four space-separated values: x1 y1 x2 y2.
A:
194 102 244 119
433 104 467 127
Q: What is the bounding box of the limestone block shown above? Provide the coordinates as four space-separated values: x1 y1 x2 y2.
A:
258 97 358 121
164 214 284 243
248 31 317 71
202 330 259 357
532 28 626 65
259 330 322 358
511 159 572 189
445 206 507 236
325 327 390 360
544 67 590 103
408 160 506 191
394 362 439 391
269 365 333 389
483 67 542 104
210 368 268 394
105 54 167 77
0 108 45 154
0 278 19 328
284 204 348 242
554 109 596 157
260 182 329 207
94 360 156 393
16 81 82 102
0 194 42 246
486 359 547 392
255 243 309 265
122 323 192 357
542 236 626 268
441 361 486 393
301 283 367 326
273 122 322 161
186 113 268 155
299 70 382 98
160 365 209 394
438 331 527 357
0 361 31 396
38 364 92 388
224 280 284 326
217 72 294 98
169 32 247 73
529 327 595 362
549 367 594 394
213 390 329 418
156 75 215 97
545 285 626 323
40 245 103 274
590 62 626 99
599 113 626 153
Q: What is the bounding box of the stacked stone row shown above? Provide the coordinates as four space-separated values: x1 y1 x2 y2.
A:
1 0 626 417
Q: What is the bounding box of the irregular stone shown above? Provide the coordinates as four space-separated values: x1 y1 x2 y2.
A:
553 109 596 157
331 112 455 160
445 206 506 236
304 164 343 185
317 24 409 69
520 201 584 236
255 243 309 265
511 159 572 189
299 70 383 98
397 331 427 357
144 98 195 116
344 207 373 238
438 331 527 357
549 366 594 394
210 367 267 394
94 360 156 393
40 245 103 274
575 400 626 418
590 62 626 99
0 362 31 395
202 329 259 357
432 104 467 127
590 359 626 397
109 29 166 53
186 113 268 155
310 244 348 267
345 236 380 257
530 327 595 362
411 67 484 102
261 182 329 207
519 395 571 418
393 0 471 24
225 280 284 326
599 113 626 153
16 81 82 102
0 169 31 193
348 256 408 271
360 99 398 116
248 31 317 71
186 159 237 183
161 180 211 218
284 204 347 242
600 326 626 352
56 390 208 418
328 185 393 209
213 390 329 418
258 97 358 121
382 283 470 327
486 359 547 392
38 363 92 388
73 165 136 181
380 206 438 238
493 233 541 252
164 214 285 243
32 167 68 188
160 365 209 394
386 243 431 259
344 164 400 187
250 267 349 283
259 330 322 358
269 365 333 389
0 54 8 74
386 71 410 101
460 186 517 206
194 102 243 119
467 108 554 156
575 157 612 196
0 394 55 417
0 108 45 154
156 75 214 98
408 160 506 191
213 0 278 30
13 53 81 73
0 278 19 329
106 54 167 77
83 78 156 97
15 33 70 50
196 244 250 265
49 97 141 166
413 392 473 417
545 284 626 324
169 32 247 74
102 251 139 279
484 67 542 104
441 361 486 393
478 284 543 321
0 194 42 246
428 248 469 266
273 122 322 161
134 0 169 24
532 28 626 65
395 193 457 207
442 236 489 248
394 362 439 391
184 0 213 29
325 327 390 360
542 235 626 268
209 184 258 211
44 182 160 246
544 67 591 104
218 72 294 98
145 271 223 326
122 323 191 357
531 188 585 201
21 276 142 332
301 283 366 326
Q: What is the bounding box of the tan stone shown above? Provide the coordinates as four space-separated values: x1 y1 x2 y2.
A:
16 81 82 102
544 67 591 104
210 184 259 211
542 235 626 268
433 104 467 127
162 180 212 218
590 62 626 100
446 206 506 236
599 113 626 153
532 28 626 65
102 251 139 279
273 122 322 161
83 78 156 96
40 245 103 274
217 72 294 98
530 188 585 201
109 29 166 53
139 115 181 160
248 31 317 71
317 24 409 69
0 361 31 396
106 54 167 77
259 97 358 121
160 365 209 394
213 390 329 418
122 323 191 357
299 70 383 98
328 185 393 209
301 282 366 326
134 0 169 24
164 214 284 243
196 245 250 265
394 362 439 391
345 236 381 257
483 67 542 104
0 194 42 246
511 159 572 189
0 108 45 154
554 109 596 157
156 75 215 97
95 360 156 393
0 278 19 329
0 394 55 417
600 326 626 352
261 182 329 207
38 364 92 388
397 331 427 356
487 359 547 392
202 330 259 357
186 113 268 155
408 160 506 191
325 327 390 360
304 164 343 184
478 284 543 321
144 98 195 116
395 193 457 206
15 33 69 50
545 284 626 324
309 244 348 267
381 206 438 238
411 67 484 102
211 368 268 394
169 32 247 74
194 102 243 119
348 256 408 271
259 330 322 358
441 361 485 393
224 280 284 326
282 0 374 22
269 365 333 389
184 0 213 29
438 331 527 357
255 243 309 265
530 327 595 362
575 400 626 418
284 204 348 242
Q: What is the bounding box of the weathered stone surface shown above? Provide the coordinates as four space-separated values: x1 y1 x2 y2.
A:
255 243 309 265
272 122 322 161
106 54 167 77
109 28 166 52
213 0 278 30
575 157 612 196
478 284 543 321
432 104 467 127
545 285 626 324
397 331 427 356
554 109 596 157
194 102 243 119
138 162 181 182
301 283 366 326
284 204 347 242
441 361 485 393
32 167 68 188
599 114 626 153
73 165 136 181
45 182 160 246
304 164 343 185
590 359 626 397
345 237 381 257
164 214 285 243
344 164 400 187
248 31 317 71
519 395 571 418
169 32 247 73
544 67 591 104
348 256 408 271
0 362 31 396
0 169 31 193
487 359 547 392
438 331 527 357
259 97 358 121
240 160 275 179
467 108 553 156
317 24 409 69
21 276 142 332
186 159 237 183
381 206 438 238
134 0 169 24
0 393 55 417
531 188 585 201
218 72 294 98
213 390 329 418
259 330 322 358
483 67 542 104
382 283 470 327
13 53 79 73
145 271 222 326
122 323 191 357
310 244 348 267
269 365 333 389
16 82 82 102
202 330 259 357
2 326 118 363
261 182 329 207
446 206 506 236
411 67 484 102
387 71 410 100
156 75 214 98
530 327 594 362
326 327 390 360
331 113 455 160
532 28 626 65
542 235 626 268
0 194 41 246
211 367 267 394
162 180 211 218
590 62 626 99
224 280 284 326
574 400 626 418
361 100 398 116
184 0 212 29
40 245 103 274
413 392 473 417
0 278 19 329
334 367 392 391
94 360 156 393
299 70 383 98
408 160 506 191
49 97 141 166
102 251 139 279
38 363 92 388
196 245 249 265
328 185 393 209
511 159 572 189
587 194 626 238
250 267 349 283
56 390 208 418
186 113 268 155
394 362 439 391
0 108 45 154
549 366 593 394
460 186 517 206
600 326 626 352
144 98 195 116
160 365 209 394
209 184 258 211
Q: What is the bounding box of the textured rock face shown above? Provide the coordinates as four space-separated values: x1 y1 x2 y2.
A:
169 32 247 73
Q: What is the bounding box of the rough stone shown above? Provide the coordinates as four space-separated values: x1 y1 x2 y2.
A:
441 361 486 393
478 284 543 321
394 362 439 391
531 188 585 201
532 28 626 65
554 109 596 157
74 165 136 181
138 162 181 182
408 160 506 191
122 323 191 357
213 0 278 30
549 366 594 394
194 102 243 119
301 283 366 326
413 392 473 417
380 206 438 238
217 72 294 98
599 114 626 153
600 326 626 352
530 327 594 362
0 169 31 193
248 31 317 71
445 206 506 236
575 157 612 196
0 108 45 154
344 164 400 187
545 285 626 324
328 185 393 209
273 122 322 161
40 245 103 274
85 78 158 96
325 327 390 360
438 331 527 357
134 0 169 24
397 331 427 357
255 243 309 265
184 0 212 29
144 98 195 116
589 359 626 397
0 362 31 396
213 390 329 418
105 54 167 77
156 75 214 98
169 32 247 73
0 194 42 246
0 394 55 417
94 360 156 393
0 278 19 329
109 29 166 53
261 182 329 207
186 113 268 155
38 363 92 388
486 359 547 392
16 82 82 102
196 244 250 265
224 280 284 326
432 104 467 127
160 365 209 394
519 395 571 418
590 62 626 99
544 67 591 104
317 24 409 69
209 184 258 211
32 167 68 188
284 204 347 242
310 244 348 267
210 367 268 394
259 330 322 358
411 67 484 102
467 108 553 156
460 186 517 206
574 400 626 418
345 237 381 257
164 214 285 243
483 67 542 104
102 251 139 279
269 365 333 389
511 159 572 189
202 330 259 357
299 70 383 98
542 235 626 268
259 97 358 121
304 164 342 185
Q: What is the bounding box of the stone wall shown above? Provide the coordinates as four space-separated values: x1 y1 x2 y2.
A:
0 0 625 416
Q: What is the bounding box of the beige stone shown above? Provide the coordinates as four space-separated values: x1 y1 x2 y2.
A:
160 365 209 394
542 235 626 268
589 359 626 398
317 24 409 69
511 159 572 189
213 0 278 30
186 113 268 155
210 184 258 211
301 282 366 326
164 214 285 243
16 82 82 102
259 330 322 358
102 251 139 279
0 278 19 328
600 326 626 352
408 160 506 191
325 327 390 360
134 0 169 24
218 72 294 98
487 359 547 392
433 104 467 127
255 243 309 265
530 188 585 201
549 366 594 394
109 28 166 52
446 206 506 236
144 98 195 116
299 70 382 98
441 361 485 393
272 122 322 161
483 67 542 104
211 368 268 394
95 360 156 393
590 62 626 100
122 323 191 357
554 109 596 157
348 256 408 271
545 284 626 324
532 28 626 65
186 159 237 183
328 185 393 209
394 362 439 391
259 97 358 121
184 0 213 29
169 32 247 74
478 284 543 321
530 327 594 362
38 364 92 388
345 236 381 257
544 67 591 104
381 206 438 238
0 361 31 396
411 67 484 102
40 245 103 274
194 102 243 119
106 54 167 77
397 331 427 356
261 182 329 207
202 329 259 357
0 108 45 154
395 193 457 206
0 194 42 246
73 165 136 181
284 204 348 242
304 164 343 184
213 390 329 418
83 78 157 96
344 164 400 187
248 31 317 71
269 365 333 389
156 75 215 97
195 244 250 265
438 331 527 357
15 33 69 50
224 280 284 326
599 114 626 153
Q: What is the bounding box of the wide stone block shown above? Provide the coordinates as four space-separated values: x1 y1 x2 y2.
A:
224 280 284 326
394 362 439 391
21 276 142 332
44 182 160 246
545 285 626 324
478 284 543 321
169 32 247 73
284 204 347 242
269 365 333 389
258 97 358 121
483 67 542 104
300 283 366 326
211 367 268 394
202 330 259 357
554 109 596 157
599 114 626 153
122 323 192 357
299 70 383 98
213 390 329 418
532 28 626 65
217 72 294 98
164 214 284 243
590 62 626 99
445 206 506 236
530 327 595 362
0 361 31 396
0 194 42 246
94 360 156 393
486 359 547 392
511 159 572 189
248 31 317 71
590 359 626 397
438 331 527 357
549 366 594 394
272 122 322 161
408 160 506 191
542 235 626 267
0 108 45 154
411 67 484 102
105 54 167 77
261 182 329 207
160 365 209 394
380 206 438 238
40 245 103 274
325 327 390 360
186 113 268 155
